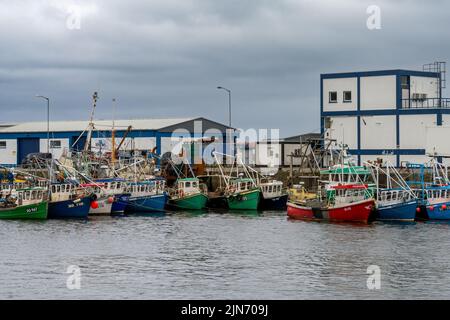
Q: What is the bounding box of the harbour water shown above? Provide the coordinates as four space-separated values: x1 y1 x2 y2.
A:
1 211 450 299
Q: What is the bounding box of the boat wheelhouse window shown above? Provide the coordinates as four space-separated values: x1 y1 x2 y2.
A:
329 91 337 103
192 181 197 188
186 182 191 188
343 91 352 103
0 141 6 149
50 140 61 149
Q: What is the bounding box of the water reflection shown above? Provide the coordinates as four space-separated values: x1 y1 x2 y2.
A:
1 211 450 299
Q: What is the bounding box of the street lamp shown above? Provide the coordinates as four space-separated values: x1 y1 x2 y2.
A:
36 95 50 153
217 86 231 127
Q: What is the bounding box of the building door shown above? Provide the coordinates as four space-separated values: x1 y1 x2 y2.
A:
71 135 87 151
17 138 40 164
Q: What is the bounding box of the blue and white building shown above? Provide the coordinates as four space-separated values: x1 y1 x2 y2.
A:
0 117 234 166
321 67 449 166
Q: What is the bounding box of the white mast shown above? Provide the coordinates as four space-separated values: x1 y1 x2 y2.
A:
84 92 99 152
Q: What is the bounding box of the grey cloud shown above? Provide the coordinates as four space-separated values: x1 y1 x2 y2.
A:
0 0 449 136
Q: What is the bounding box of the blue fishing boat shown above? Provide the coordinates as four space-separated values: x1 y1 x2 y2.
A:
48 183 91 219
125 179 168 213
376 192 418 221
416 186 450 220
366 161 418 222
407 161 450 220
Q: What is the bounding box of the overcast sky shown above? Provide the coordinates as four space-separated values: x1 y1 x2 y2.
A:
0 0 449 137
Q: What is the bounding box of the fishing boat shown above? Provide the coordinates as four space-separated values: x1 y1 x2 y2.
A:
375 190 418 221
226 177 260 210
366 161 418 222
0 187 48 220
417 186 450 220
168 178 208 210
211 151 261 210
48 183 92 219
287 184 374 223
259 180 288 210
125 178 168 213
406 161 450 220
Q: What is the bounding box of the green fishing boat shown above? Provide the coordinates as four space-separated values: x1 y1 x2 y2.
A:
226 177 260 210
168 178 208 210
0 187 48 220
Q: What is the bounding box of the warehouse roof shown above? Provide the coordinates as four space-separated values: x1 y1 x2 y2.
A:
0 118 199 133
283 133 322 142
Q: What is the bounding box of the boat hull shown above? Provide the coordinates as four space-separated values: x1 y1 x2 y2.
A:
227 189 260 210
287 201 314 220
125 193 168 213
169 193 208 210
260 194 288 210
89 198 113 216
417 200 450 220
111 194 130 214
287 199 374 223
376 200 417 222
48 197 91 219
0 201 48 220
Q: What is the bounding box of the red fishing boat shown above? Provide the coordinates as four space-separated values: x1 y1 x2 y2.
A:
287 184 375 223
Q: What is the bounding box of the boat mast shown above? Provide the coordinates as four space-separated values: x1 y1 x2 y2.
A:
111 98 117 164
84 92 99 152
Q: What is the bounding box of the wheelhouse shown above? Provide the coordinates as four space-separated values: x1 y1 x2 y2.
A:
229 178 257 193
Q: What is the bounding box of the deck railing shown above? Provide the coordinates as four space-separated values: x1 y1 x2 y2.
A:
402 98 450 109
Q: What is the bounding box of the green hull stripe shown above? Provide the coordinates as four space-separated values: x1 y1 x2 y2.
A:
170 193 208 210
0 201 48 220
227 190 260 210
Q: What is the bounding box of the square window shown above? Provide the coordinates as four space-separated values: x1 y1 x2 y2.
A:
329 91 337 103
343 91 352 102
50 140 61 149
0 141 6 149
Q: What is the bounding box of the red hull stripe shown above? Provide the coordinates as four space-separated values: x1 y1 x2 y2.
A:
287 200 374 223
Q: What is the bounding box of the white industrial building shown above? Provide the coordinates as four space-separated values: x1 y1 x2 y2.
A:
0 117 234 166
321 63 450 166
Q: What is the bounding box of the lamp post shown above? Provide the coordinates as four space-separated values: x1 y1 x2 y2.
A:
217 86 231 127
36 95 50 153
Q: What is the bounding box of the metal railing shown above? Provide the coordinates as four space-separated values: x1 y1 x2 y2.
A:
402 98 450 109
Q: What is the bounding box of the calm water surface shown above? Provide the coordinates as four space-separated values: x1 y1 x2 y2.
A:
1 211 450 299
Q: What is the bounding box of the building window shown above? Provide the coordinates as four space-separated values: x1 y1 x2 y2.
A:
50 140 61 149
0 141 6 149
329 91 337 103
343 91 352 103
401 76 410 89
